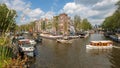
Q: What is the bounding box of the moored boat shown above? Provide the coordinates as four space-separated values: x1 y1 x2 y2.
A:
56 38 73 44
86 40 113 49
79 32 89 38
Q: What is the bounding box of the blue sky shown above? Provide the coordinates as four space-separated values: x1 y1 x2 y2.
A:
0 0 119 25
29 0 73 12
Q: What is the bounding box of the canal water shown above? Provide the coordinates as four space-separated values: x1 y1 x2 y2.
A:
30 33 120 68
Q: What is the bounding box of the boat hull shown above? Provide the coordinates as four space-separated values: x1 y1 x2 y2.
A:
86 45 113 49
57 39 72 44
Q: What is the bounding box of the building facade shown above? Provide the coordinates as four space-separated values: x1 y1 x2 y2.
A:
34 13 74 35
58 13 71 35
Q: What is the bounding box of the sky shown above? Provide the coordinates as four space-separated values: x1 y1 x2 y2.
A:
0 0 119 25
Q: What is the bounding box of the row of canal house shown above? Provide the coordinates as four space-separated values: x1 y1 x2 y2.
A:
34 13 75 35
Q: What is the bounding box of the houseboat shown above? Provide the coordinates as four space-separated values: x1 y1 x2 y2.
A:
86 40 113 49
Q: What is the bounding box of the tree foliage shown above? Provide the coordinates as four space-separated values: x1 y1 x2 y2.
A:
74 15 92 32
0 4 17 33
46 22 52 29
101 0 120 31
41 21 46 30
74 15 81 31
53 16 59 34
18 21 36 31
81 19 92 30
116 0 120 10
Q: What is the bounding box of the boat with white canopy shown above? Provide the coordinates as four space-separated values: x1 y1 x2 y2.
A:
86 40 113 49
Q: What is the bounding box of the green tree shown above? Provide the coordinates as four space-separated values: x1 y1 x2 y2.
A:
18 21 38 32
74 15 81 32
41 21 46 31
114 0 120 29
53 16 59 34
101 0 120 31
116 0 120 10
101 16 113 30
29 21 36 31
0 4 17 34
81 19 92 31
46 22 52 29
0 4 17 67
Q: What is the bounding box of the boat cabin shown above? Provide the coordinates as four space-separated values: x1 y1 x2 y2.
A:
90 41 113 46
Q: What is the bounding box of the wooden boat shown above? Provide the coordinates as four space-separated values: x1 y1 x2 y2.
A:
109 35 120 42
84 33 89 38
86 40 113 49
79 33 89 38
56 39 73 44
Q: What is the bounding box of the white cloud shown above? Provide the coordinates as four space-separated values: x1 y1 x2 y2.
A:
103 8 116 18
0 0 55 25
24 8 44 18
1 0 118 25
88 19 104 25
62 2 99 19
41 11 55 19
74 0 101 5
63 3 84 15
62 0 118 25
93 0 118 7
92 0 118 11
2 0 31 11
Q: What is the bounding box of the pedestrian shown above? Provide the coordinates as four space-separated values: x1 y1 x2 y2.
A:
12 36 16 45
33 47 38 57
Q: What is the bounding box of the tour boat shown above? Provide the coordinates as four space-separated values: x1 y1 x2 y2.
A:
86 40 113 49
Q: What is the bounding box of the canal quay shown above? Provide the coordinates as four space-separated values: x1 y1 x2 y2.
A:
29 33 120 68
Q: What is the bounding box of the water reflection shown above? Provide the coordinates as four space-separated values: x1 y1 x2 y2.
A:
86 49 112 56
109 48 120 68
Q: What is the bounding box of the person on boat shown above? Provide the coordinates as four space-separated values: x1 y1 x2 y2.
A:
12 36 16 45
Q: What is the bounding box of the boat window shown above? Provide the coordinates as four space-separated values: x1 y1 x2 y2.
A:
95 43 97 46
103 43 107 46
97 43 99 46
93 43 96 46
99 42 101 46
103 43 105 46
90 42 92 45
108 42 112 45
